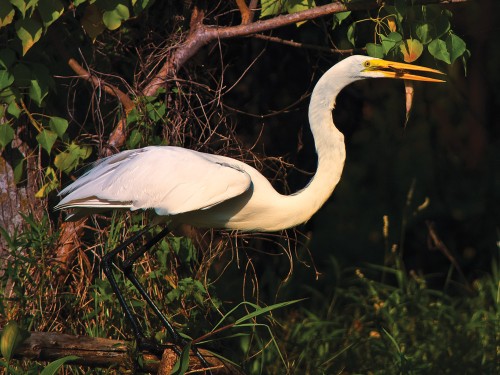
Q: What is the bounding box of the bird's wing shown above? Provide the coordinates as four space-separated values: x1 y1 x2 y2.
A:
56 146 252 217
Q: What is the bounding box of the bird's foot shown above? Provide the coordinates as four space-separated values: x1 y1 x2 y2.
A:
136 337 212 374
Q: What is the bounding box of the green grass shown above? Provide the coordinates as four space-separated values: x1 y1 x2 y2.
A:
1 213 498 374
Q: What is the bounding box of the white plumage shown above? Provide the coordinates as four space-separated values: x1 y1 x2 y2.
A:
56 56 443 232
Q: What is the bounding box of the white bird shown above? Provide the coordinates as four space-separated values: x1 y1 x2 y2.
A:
56 55 443 230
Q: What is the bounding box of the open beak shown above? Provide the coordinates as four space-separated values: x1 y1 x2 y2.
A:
366 59 446 82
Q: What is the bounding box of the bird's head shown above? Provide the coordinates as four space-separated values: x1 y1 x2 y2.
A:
348 55 445 82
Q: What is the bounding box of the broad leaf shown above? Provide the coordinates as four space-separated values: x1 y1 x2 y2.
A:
428 38 450 64
446 33 466 64
0 123 14 148
0 2 15 27
81 4 106 39
36 129 58 154
15 18 43 55
0 69 14 90
38 0 64 28
29 79 48 106
0 321 30 361
261 0 285 18
102 3 130 30
332 11 350 28
381 32 402 54
416 23 433 45
366 43 384 58
400 39 423 63
12 63 32 88
49 116 68 138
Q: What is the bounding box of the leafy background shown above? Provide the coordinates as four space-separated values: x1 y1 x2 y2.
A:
0 0 498 374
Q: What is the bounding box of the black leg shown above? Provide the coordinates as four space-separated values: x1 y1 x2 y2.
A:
101 226 212 372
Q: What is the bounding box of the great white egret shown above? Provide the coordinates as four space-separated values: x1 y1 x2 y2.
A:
55 55 443 364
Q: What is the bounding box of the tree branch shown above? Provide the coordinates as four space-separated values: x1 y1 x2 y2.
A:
143 0 468 97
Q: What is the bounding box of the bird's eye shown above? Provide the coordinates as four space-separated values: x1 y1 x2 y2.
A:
364 61 371 68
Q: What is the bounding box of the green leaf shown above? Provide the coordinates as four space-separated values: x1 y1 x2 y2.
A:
37 0 64 28
260 0 285 18
127 128 142 148
446 33 466 64
0 123 15 148
102 3 130 30
170 342 191 375
29 79 48 106
132 0 155 14
366 43 384 58
15 18 43 55
332 11 350 28
40 355 80 375
54 143 92 173
49 116 68 138
13 157 24 184
7 101 21 118
0 48 16 69
428 38 450 64
0 321 30 361
287 0 315 14
381 32 402 54
435 13 450 38
36 129 57 154
416 23 433 45
0 69 14 90
347 23 356 46
0 2 15 27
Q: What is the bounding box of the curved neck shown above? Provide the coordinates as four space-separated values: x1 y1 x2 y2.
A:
268 68 350 229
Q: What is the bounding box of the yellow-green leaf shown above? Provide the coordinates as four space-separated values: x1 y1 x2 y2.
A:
400 39 423 63
15 18 43 55
38 0 64 28
0 321 30 361
0 2 15 27
36 129 58 154
102 3 129 31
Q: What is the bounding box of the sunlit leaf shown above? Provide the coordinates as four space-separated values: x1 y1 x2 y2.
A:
400 39 423 63
332 11 350 28
102 3 130 30
387 16 397 32
260 0 285 18
0 321 30 361
7 101 21 118
38 0 64 28
15 18 43 55
0 2 15 27
428 38 450 64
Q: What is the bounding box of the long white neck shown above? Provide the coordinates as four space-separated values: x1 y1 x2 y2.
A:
280 66 351 225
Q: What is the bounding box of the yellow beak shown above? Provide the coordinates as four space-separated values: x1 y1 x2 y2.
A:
365 59 445 82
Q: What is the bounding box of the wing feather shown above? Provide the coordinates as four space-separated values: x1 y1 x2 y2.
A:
56 146 252 218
